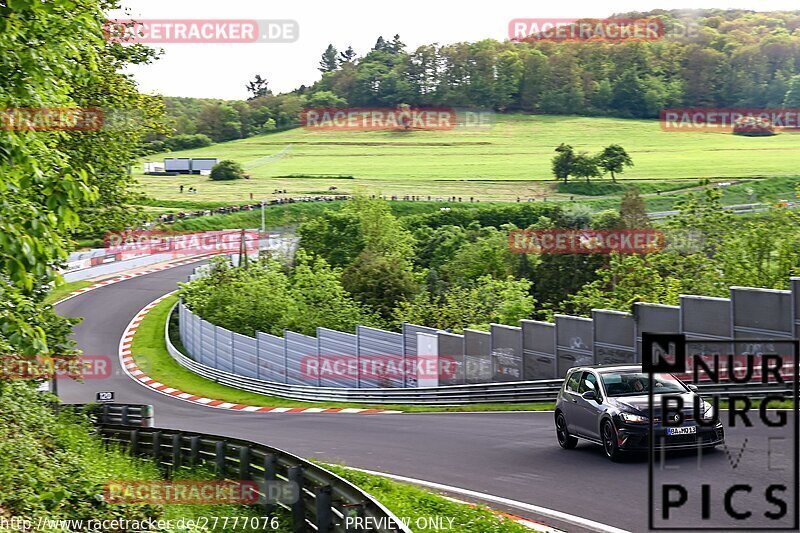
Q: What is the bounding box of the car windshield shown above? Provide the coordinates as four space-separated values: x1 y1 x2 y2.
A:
600 371 687 396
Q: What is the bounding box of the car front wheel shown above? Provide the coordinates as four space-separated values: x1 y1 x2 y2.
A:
556 412 578 449
602 420 622 461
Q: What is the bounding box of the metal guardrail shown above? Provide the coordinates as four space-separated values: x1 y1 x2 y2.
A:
62 403 155 426
65 404 409 532
98 424 410 532
164 305 794 404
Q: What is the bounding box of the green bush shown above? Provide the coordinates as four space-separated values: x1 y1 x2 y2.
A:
179 254 379 336
210 160 245 181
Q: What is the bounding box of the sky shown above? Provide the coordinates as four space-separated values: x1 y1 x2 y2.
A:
113 1 800 100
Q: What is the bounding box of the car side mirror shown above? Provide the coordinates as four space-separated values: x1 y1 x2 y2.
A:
687 384 699 392
581 390 596 401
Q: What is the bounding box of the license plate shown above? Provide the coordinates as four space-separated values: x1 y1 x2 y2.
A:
667 426 697 436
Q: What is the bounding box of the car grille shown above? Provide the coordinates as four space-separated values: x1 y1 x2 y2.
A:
653 411 694 424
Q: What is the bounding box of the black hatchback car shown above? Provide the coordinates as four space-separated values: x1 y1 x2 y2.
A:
554 365 725 460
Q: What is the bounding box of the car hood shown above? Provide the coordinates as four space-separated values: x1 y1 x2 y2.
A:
609 392 696 415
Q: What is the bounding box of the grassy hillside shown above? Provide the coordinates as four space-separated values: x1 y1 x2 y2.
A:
138 114 800 203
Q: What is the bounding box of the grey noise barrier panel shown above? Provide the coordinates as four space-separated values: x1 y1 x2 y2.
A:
592 310 635 366
680 295 733 358
356 325 404 389
173 269 800 397
464 328 492 384
521 320 556 381
438 331 465 386
167 304 795 404
731 286 794 359
402 323 440 387
634 303 679 362
555 315 593 377
317 327 358 388
491 323 524 382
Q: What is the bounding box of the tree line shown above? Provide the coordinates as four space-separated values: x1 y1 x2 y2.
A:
309 10 800 115
155 9 800 149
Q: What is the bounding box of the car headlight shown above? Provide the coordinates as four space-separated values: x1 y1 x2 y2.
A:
701 401 715 421
620 412 649 424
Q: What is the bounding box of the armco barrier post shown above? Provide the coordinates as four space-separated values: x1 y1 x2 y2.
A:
152 430 162 464
189 435 200 466
130 429 139 455
239 445 251 480
215 441 226 478
171 433 182 473
315 485 333 531
263 453 277 515
288 465 305 531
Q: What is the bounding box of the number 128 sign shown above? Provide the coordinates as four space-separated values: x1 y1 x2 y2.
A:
96 391 114 402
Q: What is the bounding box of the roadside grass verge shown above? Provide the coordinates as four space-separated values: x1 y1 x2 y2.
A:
130 295 556 413
46 280 92 305
322 464 531 532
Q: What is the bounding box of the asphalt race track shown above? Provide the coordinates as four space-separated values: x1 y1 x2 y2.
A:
55 264 798 532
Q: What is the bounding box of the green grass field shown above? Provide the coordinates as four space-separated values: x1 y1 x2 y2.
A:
138 114 800 203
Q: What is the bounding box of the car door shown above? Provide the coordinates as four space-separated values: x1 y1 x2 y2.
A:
560 369 583 433
574 371 602 440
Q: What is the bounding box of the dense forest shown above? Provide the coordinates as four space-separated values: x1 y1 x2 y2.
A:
153 9 800 147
